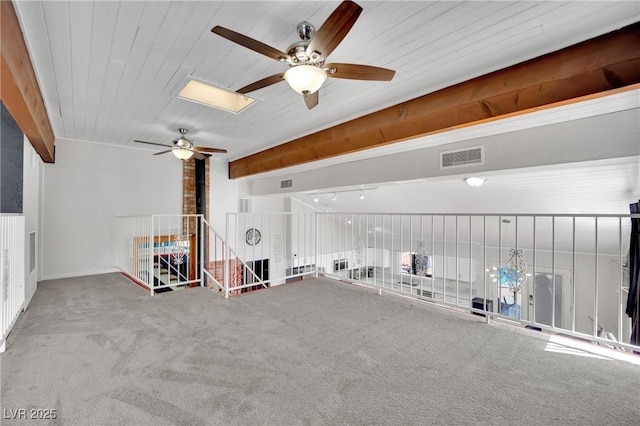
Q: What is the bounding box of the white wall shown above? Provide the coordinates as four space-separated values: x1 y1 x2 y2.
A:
248 108 640 197
42 138 181 279
210 159 244 234
22 137 43 306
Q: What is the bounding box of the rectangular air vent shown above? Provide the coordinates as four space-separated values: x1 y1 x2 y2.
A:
280 179 293 189
440 146 484 169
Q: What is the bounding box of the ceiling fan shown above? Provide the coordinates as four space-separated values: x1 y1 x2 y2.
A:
134 128 227 160
211 0 395 110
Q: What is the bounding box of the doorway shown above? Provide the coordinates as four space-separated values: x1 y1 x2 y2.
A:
534 272 564 328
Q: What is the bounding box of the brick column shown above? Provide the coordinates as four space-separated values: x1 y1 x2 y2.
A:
204 159 210 222
182 159 196 216
182 157 210 286
182 157 210 221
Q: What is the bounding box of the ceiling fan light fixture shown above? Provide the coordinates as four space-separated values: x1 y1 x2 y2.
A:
178 79 257 114
172 147 195 160
284 65 326 94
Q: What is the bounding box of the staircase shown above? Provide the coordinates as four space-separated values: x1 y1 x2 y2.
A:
203 219 268 298
153 256 189 292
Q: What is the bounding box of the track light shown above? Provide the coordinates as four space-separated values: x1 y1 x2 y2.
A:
306 187 377 201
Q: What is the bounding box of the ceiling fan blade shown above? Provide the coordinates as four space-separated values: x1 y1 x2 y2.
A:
153 149 173 156
192 151 206 160
134 139 172 148
306 0 362 60
303 91 319 110
325 63 395 81
195 147 228 154
236 73 285 94
212 26 293 63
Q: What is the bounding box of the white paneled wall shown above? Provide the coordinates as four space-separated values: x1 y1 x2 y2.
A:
1 215 25 352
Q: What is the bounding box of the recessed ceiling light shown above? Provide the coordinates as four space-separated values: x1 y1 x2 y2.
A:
178 79 257 113
464 177 486 187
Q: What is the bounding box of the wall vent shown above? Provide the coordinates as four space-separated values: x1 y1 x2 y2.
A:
280 179 293 189
440 146 484 169
238 198 252 213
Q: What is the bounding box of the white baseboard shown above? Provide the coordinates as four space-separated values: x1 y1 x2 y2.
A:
40 268 119 281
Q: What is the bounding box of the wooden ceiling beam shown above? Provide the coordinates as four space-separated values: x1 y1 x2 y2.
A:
1 0 55 163
229 22 640 179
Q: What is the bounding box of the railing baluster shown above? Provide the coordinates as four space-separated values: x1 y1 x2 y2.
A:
532 217 537 325
483 215 488 320
432 215 435 298
551 216 556 328
443 216 447 304
571 217 576 333
469 216 472 309
594 218 599 337
455 215 459 306
618 217 623 342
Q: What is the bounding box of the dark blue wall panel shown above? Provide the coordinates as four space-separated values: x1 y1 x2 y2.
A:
1 102 24 213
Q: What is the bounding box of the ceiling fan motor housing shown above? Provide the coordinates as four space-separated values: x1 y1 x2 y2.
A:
297 21 315 41
287 41 318 65
173 128 193 148
174 137 193 149
287 22 323 64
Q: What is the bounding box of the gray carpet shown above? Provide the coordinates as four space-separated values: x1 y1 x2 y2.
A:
1 273 639 426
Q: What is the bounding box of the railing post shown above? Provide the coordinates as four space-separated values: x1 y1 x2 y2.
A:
200 215 204 288
225 213 230 299
149 215 155 296
315 212 319 278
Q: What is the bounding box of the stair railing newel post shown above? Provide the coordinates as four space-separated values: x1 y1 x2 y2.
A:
149 215 155 296
199 214 204 288
225 212 230 299
315 213 319 278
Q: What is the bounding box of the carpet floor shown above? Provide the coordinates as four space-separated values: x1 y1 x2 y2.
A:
1 273 639 425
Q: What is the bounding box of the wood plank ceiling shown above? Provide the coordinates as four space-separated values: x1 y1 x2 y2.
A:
1 1 55 162
229 23 640 178
11 1 640 175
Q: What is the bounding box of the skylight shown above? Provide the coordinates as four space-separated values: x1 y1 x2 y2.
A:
177 79 256 114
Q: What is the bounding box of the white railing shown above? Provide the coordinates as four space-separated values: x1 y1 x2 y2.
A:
114 211 639 351
224 212 318 297
113 215 152 289
316 213 638 352
113 215 203 295
1 214 25 353
203 218 264 298
201 218 225 294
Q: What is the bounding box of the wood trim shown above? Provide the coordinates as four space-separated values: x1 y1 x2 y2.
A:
229 22 640 179
0 0 55 163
